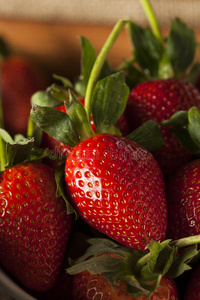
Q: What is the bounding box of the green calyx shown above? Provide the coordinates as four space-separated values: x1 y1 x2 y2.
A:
126 0 198 84
161 106 200 156
67 235 200 298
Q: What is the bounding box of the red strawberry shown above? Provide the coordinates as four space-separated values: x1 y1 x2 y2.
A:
166 158 200 240
184 264 200 300
31 266 73 300
72 266 179 300
125 79 200 177
1 55 48 136
0 162 73 292
64 133 167 251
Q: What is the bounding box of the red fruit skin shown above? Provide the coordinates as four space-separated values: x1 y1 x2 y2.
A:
65 133 167 251
0 163 73 292
31 266 73 300
1 56 48 135
125 79 200 177
166 158 200 240
72 270 179 300
184 264 200 300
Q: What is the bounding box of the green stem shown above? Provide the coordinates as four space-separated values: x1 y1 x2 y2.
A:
84 19 128 120
0 66 6 171
139 0 163 45
170 234 200 248
27 117 35 138
136 235 200 269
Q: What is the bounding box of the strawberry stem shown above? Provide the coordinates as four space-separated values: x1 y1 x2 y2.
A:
84 20 128 120
170 234 200 248
139 0 163 45
27 117 35 138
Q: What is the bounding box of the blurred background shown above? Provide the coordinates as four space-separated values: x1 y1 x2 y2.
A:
0 0 199 82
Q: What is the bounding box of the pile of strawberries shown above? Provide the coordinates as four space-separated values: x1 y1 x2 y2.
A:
2 0 200 299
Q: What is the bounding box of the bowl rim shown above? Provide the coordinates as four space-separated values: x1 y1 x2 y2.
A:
0 267 36 300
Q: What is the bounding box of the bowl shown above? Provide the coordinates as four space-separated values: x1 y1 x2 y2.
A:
0 268 36 300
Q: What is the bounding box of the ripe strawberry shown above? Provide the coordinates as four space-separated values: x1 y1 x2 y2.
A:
166 158 200 240
184 264 200 300
65 133 167 251
72 270 179 300
125 8 200 177
0 162 73 292
1 55 48 136
125 79 200 177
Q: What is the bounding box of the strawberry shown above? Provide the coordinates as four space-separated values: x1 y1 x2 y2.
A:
67 238 193 299
64 133 167 251
184 264 200 300
0 162 73 292
166 158 200 240
31 21 166 252
1 40 48 136
72 269 179 300
123 3 200 177
126 79 200 177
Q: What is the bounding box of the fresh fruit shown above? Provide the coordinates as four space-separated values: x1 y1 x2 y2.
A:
0 162 73 292
166 158 200 240
64 133 167 251
67 237 197 299
1 54 48 136
72 269 179 300
126 79 200 177
31 21 166 252
123 1 200 177
184 264 200 300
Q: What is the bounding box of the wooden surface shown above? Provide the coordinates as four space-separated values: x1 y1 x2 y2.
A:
0 18 199 82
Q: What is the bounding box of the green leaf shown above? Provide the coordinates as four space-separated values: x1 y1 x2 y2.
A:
6 137 35 167
188 106 200 148
31 90 61 107
167 245 198 278
0 128 14 144
47 84 70 103
124 63 148 89
55 163 77 216
91 72 129 133
184 62 200 84
52 74 74 88
126 120 164 152
128 22 164 78
172 126 200 156
30 104 80 147
65 92 95 141
67 255 121 276
80 36 96 91
167 18 196 77
161 110 188 127
70 238 127 266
